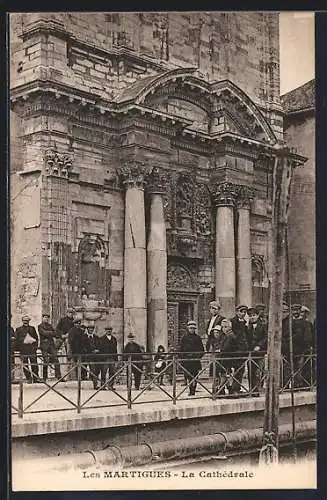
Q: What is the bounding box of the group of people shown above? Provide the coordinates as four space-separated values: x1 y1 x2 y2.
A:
10 299 315 397
11 309 118 390
178 300 315 397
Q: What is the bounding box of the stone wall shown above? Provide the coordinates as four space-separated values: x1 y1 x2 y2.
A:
285 113 315 317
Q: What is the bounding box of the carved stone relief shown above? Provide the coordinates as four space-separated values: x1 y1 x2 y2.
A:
194 183 212 235
167 264 195 290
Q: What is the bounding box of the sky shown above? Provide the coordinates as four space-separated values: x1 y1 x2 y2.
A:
279 11 315 95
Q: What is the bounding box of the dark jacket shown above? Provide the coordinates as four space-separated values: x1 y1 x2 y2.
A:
230 316 249 352
180 333 204 371
80 333 101 357
38 322 56 349
282 317 311 356
56 316 74 337
123 341 144 364
68 325 85 356
247 321 268 352
99 334 118 361
205 314 225 351
15 325 39 353
214 330 239 371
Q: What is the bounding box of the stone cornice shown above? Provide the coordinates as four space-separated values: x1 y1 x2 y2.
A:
20 17 169 75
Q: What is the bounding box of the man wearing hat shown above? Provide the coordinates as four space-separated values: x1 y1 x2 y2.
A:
55 308 75 351
212 320 238 397
291 304 313 388
98 326 118 390
123 333 144 390
247 306 268 395
81 324 102 390
230 305 249 394
179 320 204 396
205 301 225 352
67 318 86 380
255 303 268 325
38 313 62 381
205 301 225 380
15 315 39 383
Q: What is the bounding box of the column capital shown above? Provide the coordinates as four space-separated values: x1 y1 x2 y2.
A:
211 181 238 207
147 167 169 195
117 161 153 189
236 185 254 209
44 149 73 178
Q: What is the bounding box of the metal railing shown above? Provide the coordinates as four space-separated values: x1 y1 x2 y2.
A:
11 350 316 418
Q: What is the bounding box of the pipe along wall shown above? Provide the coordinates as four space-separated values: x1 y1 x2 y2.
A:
16 420 316 473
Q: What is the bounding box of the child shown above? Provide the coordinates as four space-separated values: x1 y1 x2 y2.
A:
154 345 167 385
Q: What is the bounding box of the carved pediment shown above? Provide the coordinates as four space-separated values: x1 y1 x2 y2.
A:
115 68 277 144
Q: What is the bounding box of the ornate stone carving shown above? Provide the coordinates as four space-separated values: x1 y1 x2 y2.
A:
167 264 195 290
176 173 194 220
44 149 73 178
236 185 254 209
211 181 238 207
194 183 212 235
147 167 169 195
118 161 153 189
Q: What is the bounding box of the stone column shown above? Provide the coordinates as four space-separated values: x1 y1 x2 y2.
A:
212 182 237 318
120 162 151 347
147 168 168 352
236 186 254 307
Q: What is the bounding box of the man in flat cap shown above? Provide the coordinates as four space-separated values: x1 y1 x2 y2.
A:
247 306 268 395
98 326 118 390
123 332 144 390
67 317 86 380
179 320 204 396
205 301 225 379
15 315 39 383
55 308 75 351
255 303 268 325
230 305 249 394
38 313 62 382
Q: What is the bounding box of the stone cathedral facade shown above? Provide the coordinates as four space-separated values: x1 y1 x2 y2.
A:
10 12 305 350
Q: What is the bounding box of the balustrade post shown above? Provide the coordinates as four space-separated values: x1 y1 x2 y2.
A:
18 359 24 418
77 356 81 414
127 355 132 409
172 353 177 405
212 352 216 400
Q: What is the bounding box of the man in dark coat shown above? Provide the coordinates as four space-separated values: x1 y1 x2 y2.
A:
291 304 313 388
247 307 268 395
55 308 75 353
81 324 101 389
99 326 118 390
180 320 204 396
15 315 39 383
230 305 249 394
123 333 144 390
67 318 86 379
255 303 268 325
38 313 62 381
211 321 238 396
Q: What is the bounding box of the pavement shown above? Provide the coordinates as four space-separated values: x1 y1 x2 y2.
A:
11 376 316 439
